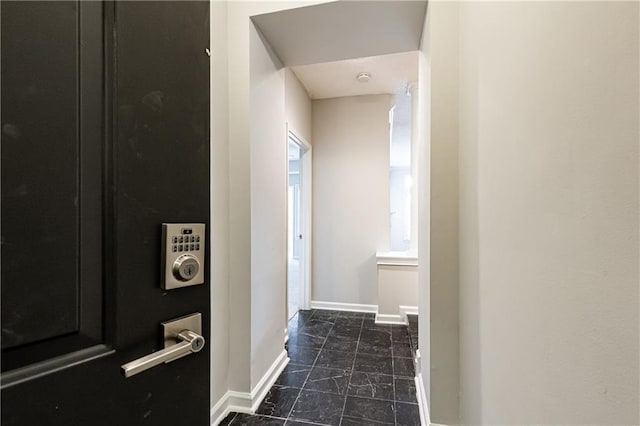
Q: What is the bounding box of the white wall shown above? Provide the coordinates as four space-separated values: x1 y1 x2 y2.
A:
226 1 253 394
453 2 639 424
249 22 287 389
377 263 418 319
312 95 392 306
285 68 312 143
210 0 231 408
416 3 431 417
224 0 325 399
427 2 460 424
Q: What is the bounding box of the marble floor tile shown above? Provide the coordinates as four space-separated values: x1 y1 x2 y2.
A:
340 419 374 425
310 310 339 322
393 357 415 377
395 402 421 426
289 390 345 425
334 317 364 328
218 412 236 426
338 311 367 319
329 324 361 338
287 346 319 366
323 334 358 353
357 340 392 357
392 341 413 358
391 334 410 347
342 396 395 424
407 314 418 329
256 386 300 418
347 372 394 401
230 413 286 425
303 366 351 394
288 332 326 350
227 312 420 426
362 319 391 331
275 364 312 388
394 377 417 403
359 329 392 347
299 320 333 337
295 310 314 325
391 326 410 341
353 352 393 375
315 348 356 370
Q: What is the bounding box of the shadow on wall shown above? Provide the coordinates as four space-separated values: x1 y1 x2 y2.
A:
356 254 378 304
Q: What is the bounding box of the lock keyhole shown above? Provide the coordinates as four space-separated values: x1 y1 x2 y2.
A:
173 254 200 281
191 338 204 351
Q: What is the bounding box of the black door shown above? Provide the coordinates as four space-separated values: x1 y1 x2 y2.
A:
1 2 210 425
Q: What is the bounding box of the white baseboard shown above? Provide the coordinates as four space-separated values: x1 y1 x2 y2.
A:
311 300 377 313
400 305 419 317
249 349 289 412
210 390 252 426
210 350 289 425
376 305 419 325
375 313 405 325
415 372 430 426
414 349 430 426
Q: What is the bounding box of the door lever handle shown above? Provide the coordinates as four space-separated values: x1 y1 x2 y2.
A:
121 330 205 378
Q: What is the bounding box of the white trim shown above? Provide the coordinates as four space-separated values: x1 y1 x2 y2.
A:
286 125 313 317
415 372 430 426
414 349 422 375
400 305 419 317
414 349 430 426
311 300 378 313
376 306 418 325
376 251 419 267
249 350 289 412
210 350 289 426
375 313 405 325
210 391 252 426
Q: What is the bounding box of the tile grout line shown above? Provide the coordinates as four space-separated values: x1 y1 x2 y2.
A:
337 315 364 425
284 310 337 423
274 384 399 402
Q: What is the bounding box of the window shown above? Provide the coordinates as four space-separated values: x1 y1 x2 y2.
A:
389 90 413 252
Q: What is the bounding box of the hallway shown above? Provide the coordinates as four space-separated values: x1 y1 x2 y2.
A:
220 309 420 425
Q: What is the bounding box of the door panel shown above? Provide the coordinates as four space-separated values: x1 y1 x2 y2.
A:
1 2 210 425
1 0 104 373
2 0 84 349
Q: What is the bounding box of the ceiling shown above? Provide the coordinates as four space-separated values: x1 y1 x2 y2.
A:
291 51 418 100
251 1 427 67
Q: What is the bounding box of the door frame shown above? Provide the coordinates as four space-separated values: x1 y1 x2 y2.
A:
286 124 312 315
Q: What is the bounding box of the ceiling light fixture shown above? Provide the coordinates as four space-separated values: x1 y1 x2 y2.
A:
356 72 371 83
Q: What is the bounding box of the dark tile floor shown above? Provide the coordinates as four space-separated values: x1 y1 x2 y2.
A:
220 309 421 426
407 314 418 356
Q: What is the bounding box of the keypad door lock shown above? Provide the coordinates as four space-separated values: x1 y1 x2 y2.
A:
161 223 205 290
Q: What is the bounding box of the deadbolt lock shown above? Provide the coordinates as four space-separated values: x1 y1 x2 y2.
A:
173 254 200 281
161 223 205 290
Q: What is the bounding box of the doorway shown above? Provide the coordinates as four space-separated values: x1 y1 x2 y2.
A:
287 129 311 320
